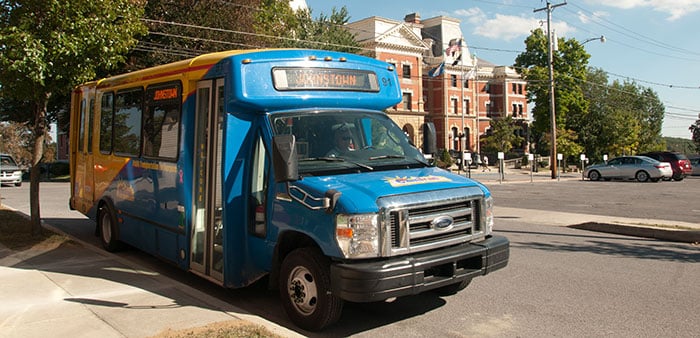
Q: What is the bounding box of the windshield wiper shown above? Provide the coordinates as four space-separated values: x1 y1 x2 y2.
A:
300 156 374 171
300 156 345 162
369 155 405 160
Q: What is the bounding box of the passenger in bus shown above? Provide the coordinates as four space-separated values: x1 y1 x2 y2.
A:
326 123 354 157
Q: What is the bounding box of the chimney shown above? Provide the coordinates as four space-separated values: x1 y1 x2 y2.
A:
404 12 421 24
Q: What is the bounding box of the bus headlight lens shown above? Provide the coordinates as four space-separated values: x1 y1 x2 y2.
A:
336 214 379 258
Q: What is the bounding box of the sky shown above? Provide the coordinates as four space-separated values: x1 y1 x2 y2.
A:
303 0 700 139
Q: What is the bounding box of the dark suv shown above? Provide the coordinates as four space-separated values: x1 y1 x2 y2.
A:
638 151 692 181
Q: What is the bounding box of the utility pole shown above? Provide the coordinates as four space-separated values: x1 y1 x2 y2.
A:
534 1 566 179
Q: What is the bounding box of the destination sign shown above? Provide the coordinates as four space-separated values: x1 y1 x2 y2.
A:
272 67 379 92
153 87 179 101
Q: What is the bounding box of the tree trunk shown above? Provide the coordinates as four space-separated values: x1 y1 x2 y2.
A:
30 96 48 237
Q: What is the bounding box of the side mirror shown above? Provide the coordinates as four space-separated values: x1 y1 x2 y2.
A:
272 134 298 183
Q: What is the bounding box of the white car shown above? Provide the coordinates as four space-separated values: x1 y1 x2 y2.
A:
0 154 23 187
584 155 673 182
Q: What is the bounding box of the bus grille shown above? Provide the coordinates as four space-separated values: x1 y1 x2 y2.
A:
379 188 486 256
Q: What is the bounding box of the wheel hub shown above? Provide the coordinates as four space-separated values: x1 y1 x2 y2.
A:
287 266 318 315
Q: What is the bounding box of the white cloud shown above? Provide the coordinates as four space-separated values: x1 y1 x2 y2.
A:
454 8 574 41
578 10 609 24
584 0 700 21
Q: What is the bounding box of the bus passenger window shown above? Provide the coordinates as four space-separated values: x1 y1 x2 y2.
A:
144 84 181 160
113 89 143 156
100 92 114 154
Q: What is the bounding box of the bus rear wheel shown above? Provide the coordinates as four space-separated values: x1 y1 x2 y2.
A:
279 247 343 331
98 204 123 252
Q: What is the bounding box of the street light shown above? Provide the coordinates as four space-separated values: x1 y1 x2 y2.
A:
582 35 605 45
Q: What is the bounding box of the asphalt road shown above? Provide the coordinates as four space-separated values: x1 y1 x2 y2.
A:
1 182 699 336
484 176 700 223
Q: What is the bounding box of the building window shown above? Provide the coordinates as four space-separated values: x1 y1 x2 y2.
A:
464 78 469 88
485 103 491 117
451 75 457 87
512 103 518 116
519 104 524 116
512 83 517 93
402 64 411 79
452 127 459 150
451 98 458 114
518 84 523 94
464 99 470 115
403 92 412 111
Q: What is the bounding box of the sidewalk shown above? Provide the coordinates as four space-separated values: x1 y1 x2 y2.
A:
0 210 303 338
1 179 698 337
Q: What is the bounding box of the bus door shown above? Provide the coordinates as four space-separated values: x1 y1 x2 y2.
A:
191 78 225 282
72 86 96 213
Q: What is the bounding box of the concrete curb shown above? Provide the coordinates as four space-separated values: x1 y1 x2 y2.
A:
570 222 700 243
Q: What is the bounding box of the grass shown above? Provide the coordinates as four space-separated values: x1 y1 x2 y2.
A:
0 205 70 250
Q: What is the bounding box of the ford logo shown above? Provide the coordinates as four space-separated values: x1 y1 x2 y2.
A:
431 216 454 230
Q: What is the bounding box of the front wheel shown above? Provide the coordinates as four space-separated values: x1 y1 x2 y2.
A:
279 248 343 331
672 173 684 181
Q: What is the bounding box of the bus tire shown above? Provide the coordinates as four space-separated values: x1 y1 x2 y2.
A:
98 204 123 252
279 247 343 331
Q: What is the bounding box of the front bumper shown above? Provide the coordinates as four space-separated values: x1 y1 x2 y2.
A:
330 235 509 302
0 172 22 184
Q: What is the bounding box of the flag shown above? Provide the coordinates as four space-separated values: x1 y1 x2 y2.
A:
452 53 462 66
445 38 462 56
428 62 445 77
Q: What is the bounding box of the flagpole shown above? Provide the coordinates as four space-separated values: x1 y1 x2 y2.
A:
474 54 479 157
460 38 465 152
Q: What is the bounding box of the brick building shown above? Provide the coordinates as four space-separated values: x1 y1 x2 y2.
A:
347 13 529 156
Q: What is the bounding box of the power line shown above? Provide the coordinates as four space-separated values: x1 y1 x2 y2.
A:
564 3 700 58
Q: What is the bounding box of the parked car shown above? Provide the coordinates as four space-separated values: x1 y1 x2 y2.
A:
638 151 692 181
690 156 700 176
584 155 672 182
0 153 23 187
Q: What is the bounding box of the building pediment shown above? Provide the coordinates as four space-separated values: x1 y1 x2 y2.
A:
347 16 428 54
375 23 429 51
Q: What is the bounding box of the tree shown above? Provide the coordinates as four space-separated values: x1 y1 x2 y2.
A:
691 119 700 153
0 0 146 236
125 0 260 71
514 29 590 156
255 1 360 53
481 116 523 155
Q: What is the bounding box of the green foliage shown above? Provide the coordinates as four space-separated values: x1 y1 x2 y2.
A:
580 68 666 161
124 0 259 71
664 137 696 154
690 120 700 153
481 116 524 154
0 0 146 235
437 148 453 169
514 29 590 155
255 1 360 53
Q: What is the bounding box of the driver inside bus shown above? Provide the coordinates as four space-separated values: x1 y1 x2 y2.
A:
326 123 354 157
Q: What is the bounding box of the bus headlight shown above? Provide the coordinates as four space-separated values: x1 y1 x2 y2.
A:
484 196 494 234
336 214 379 258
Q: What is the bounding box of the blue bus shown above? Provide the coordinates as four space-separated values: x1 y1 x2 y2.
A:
70 49 509 331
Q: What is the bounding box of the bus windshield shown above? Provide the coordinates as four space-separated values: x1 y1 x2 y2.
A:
270 111 429 176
